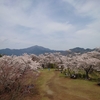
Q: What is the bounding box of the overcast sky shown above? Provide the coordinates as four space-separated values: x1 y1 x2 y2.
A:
0 0 100 50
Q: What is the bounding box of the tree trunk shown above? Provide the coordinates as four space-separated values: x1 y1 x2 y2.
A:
68 68 71 76
85 70 89 79
84 65 92 79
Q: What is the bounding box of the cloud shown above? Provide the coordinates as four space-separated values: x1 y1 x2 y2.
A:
0 0 100 50
63 0 100 18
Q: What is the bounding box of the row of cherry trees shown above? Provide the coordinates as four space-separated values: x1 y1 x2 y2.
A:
0 50 100 97
0 54 41 99
37 51 100 79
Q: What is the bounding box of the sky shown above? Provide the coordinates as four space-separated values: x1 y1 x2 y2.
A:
0 0 100 50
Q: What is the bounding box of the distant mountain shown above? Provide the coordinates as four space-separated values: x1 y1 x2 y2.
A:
0 45 56 56
70 47 94 53
0 45 97 56
59 47 94 55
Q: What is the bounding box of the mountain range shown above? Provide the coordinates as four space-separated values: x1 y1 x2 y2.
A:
0 45 96 56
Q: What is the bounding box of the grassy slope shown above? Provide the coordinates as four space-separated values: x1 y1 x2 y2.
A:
1 69 100 100
36 69 55 100
36 69 100 100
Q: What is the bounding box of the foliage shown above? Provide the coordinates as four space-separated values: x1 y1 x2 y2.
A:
0 50 100 99
0 54 41 100
0 54 2 57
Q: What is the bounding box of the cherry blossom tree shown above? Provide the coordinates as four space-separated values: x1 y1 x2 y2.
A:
0 54 41 98
76 52 100 79
38 53 62 69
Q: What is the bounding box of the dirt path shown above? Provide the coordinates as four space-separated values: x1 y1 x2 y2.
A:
45 71 88 100
36 69 100 100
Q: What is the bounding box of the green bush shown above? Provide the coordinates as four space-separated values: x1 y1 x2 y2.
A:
0 54 2 57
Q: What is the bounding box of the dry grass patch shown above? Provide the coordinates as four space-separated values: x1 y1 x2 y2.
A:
36 69 100 100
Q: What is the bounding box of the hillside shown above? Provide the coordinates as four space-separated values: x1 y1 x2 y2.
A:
0 45 56 56
36 69 100 100
0 45 96 56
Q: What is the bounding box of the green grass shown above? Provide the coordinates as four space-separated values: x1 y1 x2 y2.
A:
65 79 100 99
36 69 55 100
1 68 100 100
15 69 100 100
36 69 100 100
90 71 100 79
